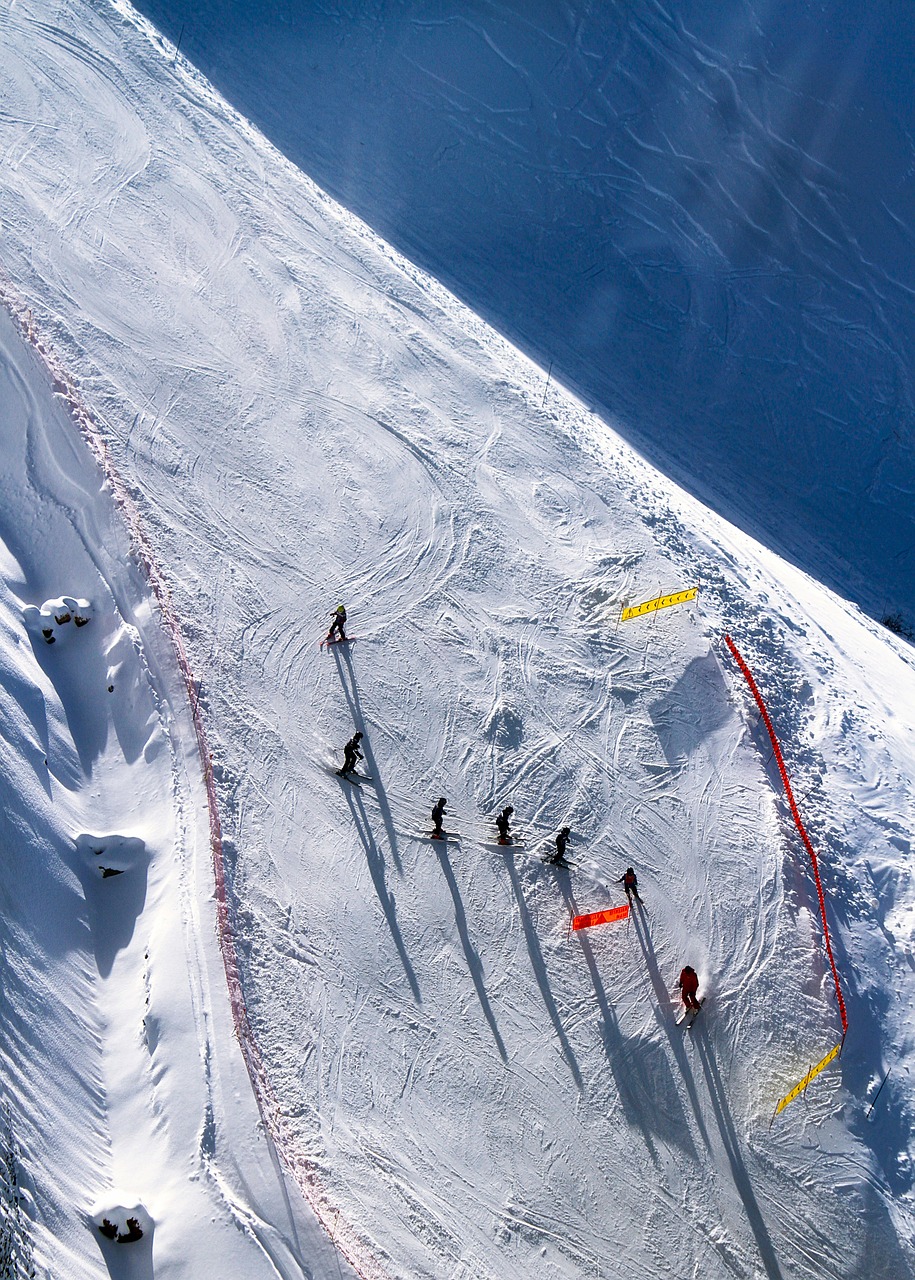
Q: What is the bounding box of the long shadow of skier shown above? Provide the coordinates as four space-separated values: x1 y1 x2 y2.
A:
333 645 402 873
630 901 712 1151
433 840 507 1060
551 871 675 1166
693 1028 785 1280
500 847 582 1087
340 779 420 1002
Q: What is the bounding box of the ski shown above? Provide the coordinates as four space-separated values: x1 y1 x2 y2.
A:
686 999 706 1030
539 855 576 869
677 998 705 1028
424 830 462 841
319 636 358 649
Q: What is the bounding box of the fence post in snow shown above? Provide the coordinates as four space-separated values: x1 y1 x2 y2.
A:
541 360 553 408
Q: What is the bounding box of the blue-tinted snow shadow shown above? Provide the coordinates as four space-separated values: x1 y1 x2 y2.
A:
332 645 401 873
649 651 733 769
629 902 712 1153
0 649 57 798
692 1029 785 1280
553 874 695 1163
93 1223 155 1280
432 839 507 1061
71 837 151 979
339 780 420 1003
499 847 581 1087
24 628 109 774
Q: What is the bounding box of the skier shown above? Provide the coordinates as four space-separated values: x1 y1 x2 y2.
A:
431 797 447 840
495 805 514 844
677 965 701 1012
617 866 642 903
326 603 347 643
548 826 571 863
336 731 363 778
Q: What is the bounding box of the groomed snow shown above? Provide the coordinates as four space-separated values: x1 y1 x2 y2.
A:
0 2 913 1278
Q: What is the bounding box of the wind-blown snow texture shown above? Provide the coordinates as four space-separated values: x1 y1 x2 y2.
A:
0 1 914 1278
131 0 915 624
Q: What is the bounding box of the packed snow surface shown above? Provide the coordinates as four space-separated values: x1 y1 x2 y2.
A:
0 2 914 1278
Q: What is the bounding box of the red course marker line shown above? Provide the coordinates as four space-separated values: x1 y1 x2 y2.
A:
724 634 847 1034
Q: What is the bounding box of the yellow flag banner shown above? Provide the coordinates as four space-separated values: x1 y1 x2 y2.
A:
620 587 698 622
774 1044 842 1117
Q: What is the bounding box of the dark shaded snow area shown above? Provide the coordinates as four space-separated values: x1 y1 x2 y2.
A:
132 0 915 622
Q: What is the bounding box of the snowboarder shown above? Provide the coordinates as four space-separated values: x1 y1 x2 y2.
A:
431 797 447 839
496 805 514 844
547 826 571 863
677 965 701 1012
326 603 347 643
618 866 642 903
336 731 363 778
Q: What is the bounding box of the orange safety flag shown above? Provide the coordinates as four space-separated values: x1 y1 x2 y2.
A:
572 905 630 931
620 587 698 622
774 1044 842 1117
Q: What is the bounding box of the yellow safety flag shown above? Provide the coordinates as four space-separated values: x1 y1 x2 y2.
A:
774 1043 842 1117
620 587 698 622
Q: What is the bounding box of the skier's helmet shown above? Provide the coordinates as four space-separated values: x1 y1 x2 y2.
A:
438 797 446 805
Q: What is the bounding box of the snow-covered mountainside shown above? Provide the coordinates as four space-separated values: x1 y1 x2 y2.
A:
130 0 915 625
0 2 913 1277
0 306 361 1278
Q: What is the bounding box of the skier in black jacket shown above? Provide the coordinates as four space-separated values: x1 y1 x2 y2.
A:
326 603 347 643
431 797 447 839
617 866 642 903
548 827 571 863
496 806 514 844
336 731 363 778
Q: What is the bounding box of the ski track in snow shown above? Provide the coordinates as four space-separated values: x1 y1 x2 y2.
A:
0 1 913 1278
131 0 915 626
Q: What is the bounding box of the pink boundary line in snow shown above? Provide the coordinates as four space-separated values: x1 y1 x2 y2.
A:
724 633 848 1035
1 289 380 1280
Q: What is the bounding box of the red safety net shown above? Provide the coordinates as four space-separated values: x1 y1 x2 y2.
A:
572 904 630 931
724 635 848 1034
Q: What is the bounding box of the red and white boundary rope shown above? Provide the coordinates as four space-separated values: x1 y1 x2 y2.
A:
1 286 380 1280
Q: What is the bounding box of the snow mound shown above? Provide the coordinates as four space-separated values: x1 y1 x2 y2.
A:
23 595 92 645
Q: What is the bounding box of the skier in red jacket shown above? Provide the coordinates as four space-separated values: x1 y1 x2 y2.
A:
678 965 701 1011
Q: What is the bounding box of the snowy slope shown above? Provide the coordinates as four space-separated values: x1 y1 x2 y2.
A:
0 2 914 1278
130 0 915 624
0 307 361 1277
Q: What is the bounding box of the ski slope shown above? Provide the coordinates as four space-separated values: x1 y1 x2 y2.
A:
0 2 913 1277
130 0 915 625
